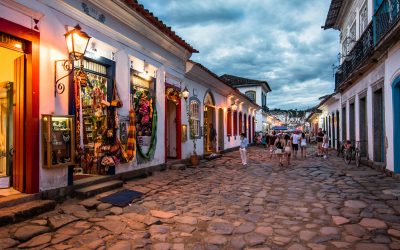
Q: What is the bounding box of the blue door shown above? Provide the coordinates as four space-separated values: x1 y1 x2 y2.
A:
393 76 400 173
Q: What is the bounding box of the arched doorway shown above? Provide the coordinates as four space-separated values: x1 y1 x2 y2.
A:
393 76 400 173
203 91 216 154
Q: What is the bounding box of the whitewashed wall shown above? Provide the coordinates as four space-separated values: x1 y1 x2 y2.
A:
3 0 189 190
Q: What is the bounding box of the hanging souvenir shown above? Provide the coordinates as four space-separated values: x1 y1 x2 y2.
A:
126 109 136 161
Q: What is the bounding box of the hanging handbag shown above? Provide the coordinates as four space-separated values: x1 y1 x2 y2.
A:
111 78 123 108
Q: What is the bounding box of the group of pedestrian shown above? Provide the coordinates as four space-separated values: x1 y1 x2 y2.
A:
264 131 308 166
239 128 330 167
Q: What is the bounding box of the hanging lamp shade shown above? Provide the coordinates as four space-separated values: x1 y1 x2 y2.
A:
64 24 91 60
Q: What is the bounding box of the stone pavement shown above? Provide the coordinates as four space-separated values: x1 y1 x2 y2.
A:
2 146 400 249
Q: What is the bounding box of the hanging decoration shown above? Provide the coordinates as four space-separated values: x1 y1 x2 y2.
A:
133 89 157 160
166 87 181 105
126 109 137 161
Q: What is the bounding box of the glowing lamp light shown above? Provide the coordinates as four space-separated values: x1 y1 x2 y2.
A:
182 86 190 101
231 101 238 111
64 24 91 61
14 43 22 49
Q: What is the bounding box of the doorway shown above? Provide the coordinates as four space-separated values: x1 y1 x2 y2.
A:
373 88 385 162
359 96 368 157
393 76 400 173
203 91 216 154
0 19 40 194
165 85 182 161
166 99 177 158
71 57 116 181
349 102 355 143
218 108 224 151
342 106 347 141
0 44 23 194
204 106 216 153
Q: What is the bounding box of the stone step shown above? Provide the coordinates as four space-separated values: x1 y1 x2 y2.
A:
0 193 40 209
74 180 123 199
0 199 56 226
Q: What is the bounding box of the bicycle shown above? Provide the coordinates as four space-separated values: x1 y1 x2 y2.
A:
336 140 345 158
343 141 361 167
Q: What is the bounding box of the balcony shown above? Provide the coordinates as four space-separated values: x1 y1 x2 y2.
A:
375 0 400 43
334 0 400 91
335 22 374 90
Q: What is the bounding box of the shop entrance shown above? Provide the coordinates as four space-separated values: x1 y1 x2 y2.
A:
0 46 22 194
72 57 115 182
0 43 25 194
0 19 40 194
165 85 182 160
166 100 177 158
203 92 216 154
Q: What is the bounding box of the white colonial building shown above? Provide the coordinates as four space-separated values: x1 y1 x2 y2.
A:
221 74 272 133
323 0 400 173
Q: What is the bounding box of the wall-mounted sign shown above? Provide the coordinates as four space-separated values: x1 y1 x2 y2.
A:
0 32 26 53
81 2 106 23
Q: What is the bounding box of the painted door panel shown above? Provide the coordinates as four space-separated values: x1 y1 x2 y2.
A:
13 55 25 192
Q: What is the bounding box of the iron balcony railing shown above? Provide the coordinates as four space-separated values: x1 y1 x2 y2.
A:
335 22 374 90
335 0 400 90
374 0 400 43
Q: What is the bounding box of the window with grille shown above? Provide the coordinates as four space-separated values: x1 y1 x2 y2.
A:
190 100 200 137
245 91 256 102
359 2 368 35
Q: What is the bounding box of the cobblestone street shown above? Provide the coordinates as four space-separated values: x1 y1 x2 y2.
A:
2 146 400 249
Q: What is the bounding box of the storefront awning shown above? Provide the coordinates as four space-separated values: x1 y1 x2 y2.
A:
271 126 287 131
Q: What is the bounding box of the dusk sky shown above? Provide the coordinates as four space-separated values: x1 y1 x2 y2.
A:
140 0 339 109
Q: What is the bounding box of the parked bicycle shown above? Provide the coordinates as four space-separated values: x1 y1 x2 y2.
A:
336 139 345 158
343 141 361 167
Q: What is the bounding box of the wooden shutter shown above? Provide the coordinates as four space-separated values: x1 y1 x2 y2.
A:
239 112 242 134
227 108 232 136
233 111 238 136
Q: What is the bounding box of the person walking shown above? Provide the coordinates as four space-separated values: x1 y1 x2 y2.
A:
317 128 324 156
300 132 308 158
274 134 284 166
322 130 329 159
284 134 292 166
291 131 300 158
209 123 217 152
269 131 277 159
239 133 248 166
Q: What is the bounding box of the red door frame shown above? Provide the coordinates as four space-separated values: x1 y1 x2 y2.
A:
164 84 181 161
0 18 40 193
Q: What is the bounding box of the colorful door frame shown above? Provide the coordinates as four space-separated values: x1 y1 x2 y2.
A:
164 84 181 161
0 18 40 193
393 76 400 173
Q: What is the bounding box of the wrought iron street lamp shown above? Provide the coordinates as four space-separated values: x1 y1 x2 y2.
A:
182 86 190 101
64 25 91 60
55 24 91 96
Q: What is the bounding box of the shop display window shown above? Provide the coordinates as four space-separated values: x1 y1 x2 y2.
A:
130 69 157 161
42 115 75 168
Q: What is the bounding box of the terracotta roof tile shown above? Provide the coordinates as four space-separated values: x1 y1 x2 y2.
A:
220 74 272 92
123 0 198 53
323 0 344 30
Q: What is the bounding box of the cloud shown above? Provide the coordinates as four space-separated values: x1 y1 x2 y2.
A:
139 0 339 109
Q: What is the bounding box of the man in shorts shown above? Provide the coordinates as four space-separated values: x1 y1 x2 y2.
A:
317 128 324 156
291 131 300 158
